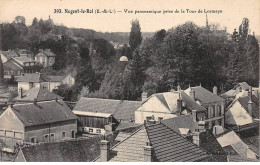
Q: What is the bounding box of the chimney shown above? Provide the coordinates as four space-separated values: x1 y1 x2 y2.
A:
198 120 206 132
55 97 58 102
177 85 181 91
33 98 37 106
18 88 23 98
192 132 200 146
177 98 182 113
248 86 252 100
100 140 110 162
192 110 197 122
158 117 163 124
213 86 218 95
142 92 148 102
144 142 153 162
248 100 253 117
189 88 195 100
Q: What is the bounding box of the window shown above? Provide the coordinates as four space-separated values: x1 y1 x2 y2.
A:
30 137 36 143
44 134 49 142
89 128 93 133
239 87 242 92
50 133 55 142
62 132 66 139
96 129 101 134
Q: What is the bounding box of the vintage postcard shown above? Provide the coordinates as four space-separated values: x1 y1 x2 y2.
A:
0 0 259 162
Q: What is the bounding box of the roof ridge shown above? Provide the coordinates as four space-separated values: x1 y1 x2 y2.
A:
81 97 141 103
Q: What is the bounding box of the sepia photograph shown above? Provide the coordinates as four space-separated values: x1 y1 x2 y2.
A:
0 0 259 162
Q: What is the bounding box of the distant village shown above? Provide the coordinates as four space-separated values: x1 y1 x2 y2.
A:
0 47 259 162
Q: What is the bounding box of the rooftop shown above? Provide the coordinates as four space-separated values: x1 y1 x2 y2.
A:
142 91 205 113
96 123 210 162
73 97 141 121
0 50 19 59
19 137 101 162
11 100 77 126
13 87 62 102
37 49 56 57
237 95 259 118
184 86 224 104
162 115 198 135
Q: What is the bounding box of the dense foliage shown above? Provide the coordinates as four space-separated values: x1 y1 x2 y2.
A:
0 16 259 101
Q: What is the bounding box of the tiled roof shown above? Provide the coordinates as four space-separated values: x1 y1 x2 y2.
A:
49 75 66 82
37 49 56 57
146 123 209 162
97 123 210 162
184 86 224 104
115 121 142 131
150 91 205 113
237 95 259 118
11 100 77 127
3 59 23 70
20 137 101 162
13 87 62 102
73 97 141 121
115 132 132 141
0 50 19 59
162 115 198 135
16 73 51 82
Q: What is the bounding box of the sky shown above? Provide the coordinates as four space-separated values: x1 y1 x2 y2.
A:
0 0 260 35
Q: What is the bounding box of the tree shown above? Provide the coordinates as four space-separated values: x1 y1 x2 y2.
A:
129 19 142 52
32 17 38 26
0 56 4 86
13 16 26 24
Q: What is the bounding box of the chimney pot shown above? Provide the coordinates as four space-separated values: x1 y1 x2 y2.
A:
100 140 110 162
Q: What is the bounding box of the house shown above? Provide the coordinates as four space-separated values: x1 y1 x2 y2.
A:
48 75 65 91
73 97 141 134
15 49 32 58
3 58 24 78
12 87 62 104
48 73 76 91
216 130 258 160
94 121 211 162
135 90 206 124
221 82 259 100
16 73 51 91
62 73 76 87
73 111 119 135
225 90 259 126
115 121 142 142
3 57 36 78
0 50 19 63
184 85 225 129
14 137 101 162
0 99 77 150
34 49 56 67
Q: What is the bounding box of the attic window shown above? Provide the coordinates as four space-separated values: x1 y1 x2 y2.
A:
239 87 242 92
